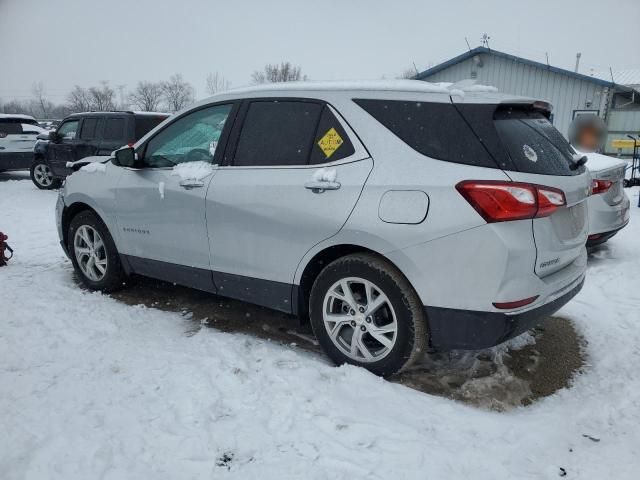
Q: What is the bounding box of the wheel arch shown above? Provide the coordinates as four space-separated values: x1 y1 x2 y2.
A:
61 202 107 250
295 243 409 321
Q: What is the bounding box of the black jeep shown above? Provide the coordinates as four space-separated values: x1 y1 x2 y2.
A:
31 111 168 189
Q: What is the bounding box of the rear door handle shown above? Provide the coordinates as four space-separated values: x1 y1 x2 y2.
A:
179 180 205 189
304 181 341 193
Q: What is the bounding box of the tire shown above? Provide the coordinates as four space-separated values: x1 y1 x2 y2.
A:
309 253 427 377
30 159 61 190
68 210 128 292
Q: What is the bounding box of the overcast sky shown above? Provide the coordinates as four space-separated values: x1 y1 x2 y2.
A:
1 0 638 103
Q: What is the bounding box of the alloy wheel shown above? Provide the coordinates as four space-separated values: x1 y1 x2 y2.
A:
322 277 398 363
74 225 108 282
33 164 54 187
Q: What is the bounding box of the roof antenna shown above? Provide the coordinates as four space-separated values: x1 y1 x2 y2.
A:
574 52 581 73
481 33 491 49
464 37 472 52
609 67 615 83
545 52 549 66
412 62 419 76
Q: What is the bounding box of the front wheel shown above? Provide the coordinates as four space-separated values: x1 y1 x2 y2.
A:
68 210 127 292
309 253 427 377
30 159 61 190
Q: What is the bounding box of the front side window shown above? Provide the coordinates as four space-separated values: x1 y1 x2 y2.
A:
143 104 232 168
233 101 323 166
57 120 79 140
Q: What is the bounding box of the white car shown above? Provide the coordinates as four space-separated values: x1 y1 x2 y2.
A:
0 114 48 172
56 81 590 376
580 151 631 246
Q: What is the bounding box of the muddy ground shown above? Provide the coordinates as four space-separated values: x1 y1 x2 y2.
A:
112 277 585 411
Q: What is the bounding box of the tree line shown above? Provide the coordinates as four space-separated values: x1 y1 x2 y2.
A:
0 62 308 119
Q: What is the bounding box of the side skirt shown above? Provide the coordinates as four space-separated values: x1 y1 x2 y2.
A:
121 254 296 315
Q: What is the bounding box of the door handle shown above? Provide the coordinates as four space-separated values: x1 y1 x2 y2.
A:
179 179 205 189
304 181 341 193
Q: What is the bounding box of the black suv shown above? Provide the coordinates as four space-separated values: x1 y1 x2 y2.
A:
31 111 168 189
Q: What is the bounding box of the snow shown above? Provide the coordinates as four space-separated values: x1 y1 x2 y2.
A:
1 177 640 479
170 161 215 181
576 149 628 174
158 181 165 199
79 162 107 174
312 167 337 183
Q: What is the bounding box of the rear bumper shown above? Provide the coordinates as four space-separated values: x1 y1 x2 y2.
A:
0 151 33 170
425 275 585 350
588 192 631 237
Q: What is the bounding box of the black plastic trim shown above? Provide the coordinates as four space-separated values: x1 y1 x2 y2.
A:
425 277 585 350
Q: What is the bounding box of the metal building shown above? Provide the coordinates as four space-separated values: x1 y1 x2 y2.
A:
415 47 640 157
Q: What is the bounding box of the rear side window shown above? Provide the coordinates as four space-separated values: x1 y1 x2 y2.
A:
80 118 100 140
103 118 125 141
354 99 497 168
494 109 581 176
134 115 168 141
233 101 323 166
0 120 22 135
310 107 355 164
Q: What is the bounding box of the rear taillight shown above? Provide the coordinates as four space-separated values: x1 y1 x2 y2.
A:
591 179 613 195
456 181 566 223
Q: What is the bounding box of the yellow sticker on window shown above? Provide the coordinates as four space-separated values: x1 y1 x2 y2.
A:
317 128 344 159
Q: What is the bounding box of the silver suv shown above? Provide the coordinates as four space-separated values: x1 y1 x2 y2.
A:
56 81 590 376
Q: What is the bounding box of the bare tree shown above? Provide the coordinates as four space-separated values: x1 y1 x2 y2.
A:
397 66 418 79
129 81 164 111
88 81 116 111
0 99 32 115
32 81 52 118
67 85 93 113
162 74 195 112
251 62 306 84
206 72 231 96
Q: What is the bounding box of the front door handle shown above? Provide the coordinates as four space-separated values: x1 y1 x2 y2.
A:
179 179 205 190
304 181 341 193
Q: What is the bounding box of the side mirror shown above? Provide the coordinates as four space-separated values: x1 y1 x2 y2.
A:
49 131 60 143
112 146 137 168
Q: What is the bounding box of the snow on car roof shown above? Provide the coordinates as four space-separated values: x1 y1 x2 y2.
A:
225 80 453 95
0 113 37 120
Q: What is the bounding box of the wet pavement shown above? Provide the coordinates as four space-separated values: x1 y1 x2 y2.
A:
112 277 586 411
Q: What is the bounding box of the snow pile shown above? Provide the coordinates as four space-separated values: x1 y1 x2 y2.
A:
1 178 640 479
79 162 107 174
312 167 337 183
170 161 215 181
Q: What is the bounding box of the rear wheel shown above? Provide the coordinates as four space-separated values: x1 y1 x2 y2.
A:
30 159 61 190
68 211 127 292
309 253 427 377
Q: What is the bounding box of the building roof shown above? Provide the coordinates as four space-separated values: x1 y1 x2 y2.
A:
415 47 618 88
590 69 640 87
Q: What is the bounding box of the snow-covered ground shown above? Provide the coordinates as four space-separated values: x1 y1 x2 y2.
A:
1 173 639 479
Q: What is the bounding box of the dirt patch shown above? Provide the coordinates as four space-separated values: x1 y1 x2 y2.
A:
112 277 585 410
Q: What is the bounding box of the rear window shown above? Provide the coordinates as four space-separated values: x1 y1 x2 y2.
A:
134 115 167 141
353 99 497 168
103 118 125 141
80 118 100 140
0 120 22 135
234 101 323 166
494 109 582 176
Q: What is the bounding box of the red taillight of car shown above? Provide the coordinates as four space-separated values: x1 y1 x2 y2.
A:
456 181 566 223
493 295 539 310
591 179 613 195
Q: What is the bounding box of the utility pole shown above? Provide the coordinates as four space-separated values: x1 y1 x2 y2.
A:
117 84 126 110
